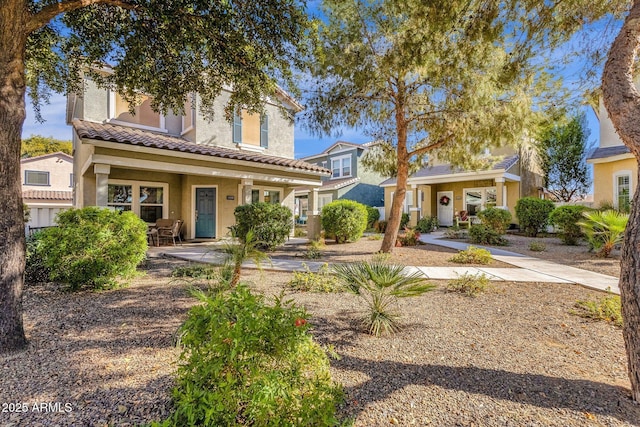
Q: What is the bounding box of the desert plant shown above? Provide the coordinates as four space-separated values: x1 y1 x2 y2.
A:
375 220 388 233
578 210 629 258
172 263 219 280
38 207 147 290
469 224 508 246
549 205 589 245
222 230 270 287
234 202 292 250
332 261 435 336
397 228 421 246
573 293 622 327
288 264 342 293
449 246 492 264
366 205 381 228
305 239 325 260
443 226 468 239
165 286 343 426
294 226 307 237
415 216 438 233
24 232 50 284
321 200 368 243
477 207 511 235
446 273 490 297
367 233 383 240
528 241 546 252
515 197 555 237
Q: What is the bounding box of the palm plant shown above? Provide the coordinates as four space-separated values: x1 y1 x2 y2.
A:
333 261 435 336
578 210 629 258
222 229 270 287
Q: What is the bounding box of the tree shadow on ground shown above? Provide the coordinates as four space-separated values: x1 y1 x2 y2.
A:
335 353 639 424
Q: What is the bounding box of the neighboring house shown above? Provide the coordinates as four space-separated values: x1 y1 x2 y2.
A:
68 72 329 240
587 99 636 212
294 141 385 222
380 146 543 227
21 152 74 231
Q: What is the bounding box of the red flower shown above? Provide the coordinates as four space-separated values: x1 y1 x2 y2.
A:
294 318 307 327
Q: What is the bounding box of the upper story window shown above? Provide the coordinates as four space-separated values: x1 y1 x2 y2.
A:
233 110 268 149
181 94 196 134
615 172 631 212
108 91 166 132
25 170 50 186
331 155 352 178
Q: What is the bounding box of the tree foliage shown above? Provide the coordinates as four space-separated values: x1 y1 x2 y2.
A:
537 113 592 202
21 134 72 158
301 0 622 252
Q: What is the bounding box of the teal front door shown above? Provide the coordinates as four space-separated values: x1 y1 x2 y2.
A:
195 188 216 238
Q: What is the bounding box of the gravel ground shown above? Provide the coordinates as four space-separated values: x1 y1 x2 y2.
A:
1 256 636 426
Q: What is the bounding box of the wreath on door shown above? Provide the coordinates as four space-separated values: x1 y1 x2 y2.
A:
439 195 450 206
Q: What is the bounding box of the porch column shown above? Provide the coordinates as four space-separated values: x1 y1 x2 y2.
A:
410 184 420 226
495 177 505 208
94 164 111 207
241 179 253 205
307 187 321 240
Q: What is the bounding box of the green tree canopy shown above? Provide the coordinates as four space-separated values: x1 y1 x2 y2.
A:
21 134 72 158
537 113 592 202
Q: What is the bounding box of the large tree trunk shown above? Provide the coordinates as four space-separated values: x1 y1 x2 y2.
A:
602 0 640 402
0 1 29 352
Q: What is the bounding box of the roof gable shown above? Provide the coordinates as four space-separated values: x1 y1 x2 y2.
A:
21 152 73 164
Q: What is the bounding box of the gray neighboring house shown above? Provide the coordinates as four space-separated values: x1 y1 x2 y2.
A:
294 141 385 222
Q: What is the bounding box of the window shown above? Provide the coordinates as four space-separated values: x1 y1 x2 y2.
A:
25 170 50 186
70 173 74 188
233 110 267 148
251 188 281 204
615 173 631 212
318 194 333 209
108 181 168 221
463 187 497 215
331 155 352 178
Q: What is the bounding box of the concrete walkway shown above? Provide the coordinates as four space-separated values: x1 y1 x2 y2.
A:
153 233 620 295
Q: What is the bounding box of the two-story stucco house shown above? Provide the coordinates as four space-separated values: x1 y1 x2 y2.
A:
294 141 385 222
380 145 543 227
21 152 74 232
587 99 636 212
68 73 329 240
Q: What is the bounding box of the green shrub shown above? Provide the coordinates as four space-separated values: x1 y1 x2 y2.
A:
234 202 292 251
415 216 438 233
469 224 508 246
399 212 410 229
515 197 555 237
549 205 589 245
333 261 435 336
528 241 546 252
321 200 368 243
578 210 629 258
288 264 342 293
164 286 343 426
38 207 147 290
366 205 380 228
25 232 50 284
446 273 490 297
294 226 306 237
449 246 492 264
305 239 324 260
477 208 511 235
172 263 219 280
397 228 421 246
443 226 468 239
573 293 622 327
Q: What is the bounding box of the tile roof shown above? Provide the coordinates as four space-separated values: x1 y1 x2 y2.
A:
23 190 73 201
381 155 519 186
587 145 631 160
72 120 331 175
295 176 360 193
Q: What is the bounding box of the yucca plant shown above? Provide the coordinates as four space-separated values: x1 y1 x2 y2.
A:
578 210 629 258
333 261 435 336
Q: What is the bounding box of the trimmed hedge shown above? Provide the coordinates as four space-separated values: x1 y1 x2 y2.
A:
515 197 555 237
549 205 589 245
477 207 511 235
234 202 292 251
321 200 368 243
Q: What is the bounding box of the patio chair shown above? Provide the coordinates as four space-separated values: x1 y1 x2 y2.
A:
157 219 183 246
456 210 471 229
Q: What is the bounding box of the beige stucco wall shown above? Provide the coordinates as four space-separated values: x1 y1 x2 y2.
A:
21 154 73 191
592 158 638 208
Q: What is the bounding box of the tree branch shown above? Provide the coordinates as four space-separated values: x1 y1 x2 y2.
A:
27 0 137 34
408 133 453 158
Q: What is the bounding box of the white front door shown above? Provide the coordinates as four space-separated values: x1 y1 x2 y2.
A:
437 191 454 226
